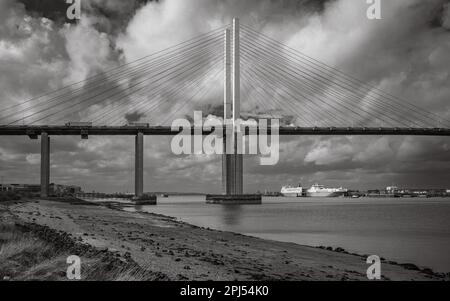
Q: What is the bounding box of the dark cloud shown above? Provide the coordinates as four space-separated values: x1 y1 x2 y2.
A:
124 111 146 123
17 0 155 27
17 0 76 23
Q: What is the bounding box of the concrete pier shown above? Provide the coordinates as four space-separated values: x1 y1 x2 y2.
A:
206 194 261 205
135 132 144 197
40 132 50 197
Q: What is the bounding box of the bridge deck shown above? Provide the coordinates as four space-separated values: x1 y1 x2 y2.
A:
0 125 450 136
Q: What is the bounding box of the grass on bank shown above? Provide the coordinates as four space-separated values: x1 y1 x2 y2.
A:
0 222 160 281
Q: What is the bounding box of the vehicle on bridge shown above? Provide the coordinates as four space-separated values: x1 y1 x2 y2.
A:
126 123 150 127
65 122 93 127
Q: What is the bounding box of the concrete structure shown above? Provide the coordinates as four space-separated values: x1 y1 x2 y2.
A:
4 126 449 201
1 125 449 136
135 132 144 197
222 18 243 195
35 128 145 198
222 28 232 195
210 18 262 204
232 18 243 195
40 132 50 197
206 194 261 204
5 126 449 200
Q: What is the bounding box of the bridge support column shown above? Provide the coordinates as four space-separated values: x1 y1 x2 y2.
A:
222 28 234 195
40 132 50 198
234 152 243 194
135 132 144 197
232 18 243 195
223 153 234 194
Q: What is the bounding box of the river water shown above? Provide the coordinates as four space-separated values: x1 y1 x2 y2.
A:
117 196 450 273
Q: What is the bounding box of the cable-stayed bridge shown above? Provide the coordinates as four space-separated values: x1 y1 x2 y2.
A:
1 18 449 198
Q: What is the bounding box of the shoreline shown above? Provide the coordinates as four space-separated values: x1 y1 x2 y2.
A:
2 198 449 281
113 197 450 274
113 201 449 278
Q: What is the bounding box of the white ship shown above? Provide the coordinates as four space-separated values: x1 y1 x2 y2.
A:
306 183 347 197
280 184 303 197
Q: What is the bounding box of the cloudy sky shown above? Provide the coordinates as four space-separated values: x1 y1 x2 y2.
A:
1 0 450 193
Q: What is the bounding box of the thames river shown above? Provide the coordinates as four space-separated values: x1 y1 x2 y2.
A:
121 196 450 273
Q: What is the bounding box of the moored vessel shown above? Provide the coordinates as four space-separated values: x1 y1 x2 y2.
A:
306 184 347 197
281 184 303 197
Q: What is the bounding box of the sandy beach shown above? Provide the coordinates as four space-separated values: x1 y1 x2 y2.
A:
2 198 447 281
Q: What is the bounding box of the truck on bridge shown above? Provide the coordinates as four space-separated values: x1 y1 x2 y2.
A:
126 123 150 128
65 122 93 127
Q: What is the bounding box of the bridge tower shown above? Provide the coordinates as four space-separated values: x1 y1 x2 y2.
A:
222 18 243 195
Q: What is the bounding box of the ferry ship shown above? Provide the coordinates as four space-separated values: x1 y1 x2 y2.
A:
281 183 347 197
306 183 347 197
280 184 303 197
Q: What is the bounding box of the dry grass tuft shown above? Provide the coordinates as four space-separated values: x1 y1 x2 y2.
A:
0 224 62 280
0 222 166 281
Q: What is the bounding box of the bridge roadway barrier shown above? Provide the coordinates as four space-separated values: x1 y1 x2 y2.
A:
1 125 450 136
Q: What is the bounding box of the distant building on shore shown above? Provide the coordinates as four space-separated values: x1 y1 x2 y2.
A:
49 184 82 196
353 186 450 198
0 184 13 192
0 184 40 193
0 183 82 196
386 186 399 193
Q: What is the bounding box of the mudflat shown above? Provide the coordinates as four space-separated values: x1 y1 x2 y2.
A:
5 199 446 281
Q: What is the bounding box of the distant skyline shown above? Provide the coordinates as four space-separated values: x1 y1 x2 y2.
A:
1 0 450 193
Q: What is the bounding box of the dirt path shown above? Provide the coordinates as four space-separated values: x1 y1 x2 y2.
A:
7 199 446 281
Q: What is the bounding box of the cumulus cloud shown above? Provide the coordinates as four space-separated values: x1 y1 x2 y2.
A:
305 138 354 165
0 3 65 103
62 18 117 83
442 2 450 29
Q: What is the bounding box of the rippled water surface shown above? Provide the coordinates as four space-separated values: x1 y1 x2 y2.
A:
117 196 450 272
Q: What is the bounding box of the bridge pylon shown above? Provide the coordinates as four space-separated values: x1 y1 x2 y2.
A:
222 18 243 195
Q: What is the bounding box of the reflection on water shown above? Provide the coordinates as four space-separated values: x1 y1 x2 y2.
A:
220 205 243 226
118 196 450 272
134 204 144 212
